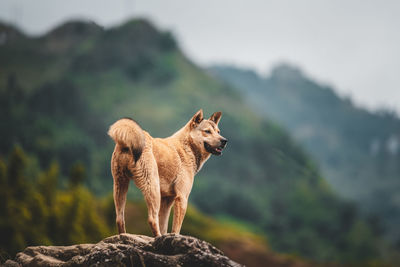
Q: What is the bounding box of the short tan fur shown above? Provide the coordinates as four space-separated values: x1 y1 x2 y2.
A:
108 109 227 236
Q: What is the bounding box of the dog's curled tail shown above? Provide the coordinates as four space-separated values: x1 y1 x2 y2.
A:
108 118 145 161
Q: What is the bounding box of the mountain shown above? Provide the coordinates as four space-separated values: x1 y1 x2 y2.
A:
0 19 390 263
209 64 400 245
1 147 290 267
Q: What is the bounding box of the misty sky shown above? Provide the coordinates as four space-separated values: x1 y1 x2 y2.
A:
1 0 399 113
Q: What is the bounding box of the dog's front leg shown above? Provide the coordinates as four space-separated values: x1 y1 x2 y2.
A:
171 195 188 234
159 196 175 235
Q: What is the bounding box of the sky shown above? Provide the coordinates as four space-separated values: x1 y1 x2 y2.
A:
1 0 399 113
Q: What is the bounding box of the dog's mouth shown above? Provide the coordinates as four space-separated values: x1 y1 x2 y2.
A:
204 142 224 156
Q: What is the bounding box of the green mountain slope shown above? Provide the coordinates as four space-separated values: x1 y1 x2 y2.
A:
0 19 388 263
2 147 311 267
209 64 400 245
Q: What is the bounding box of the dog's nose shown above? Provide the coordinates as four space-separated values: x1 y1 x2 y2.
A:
220 138 228 147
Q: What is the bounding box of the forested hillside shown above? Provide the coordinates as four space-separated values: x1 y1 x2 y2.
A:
0 19 392 264
1 147 292 267
210 64 400 246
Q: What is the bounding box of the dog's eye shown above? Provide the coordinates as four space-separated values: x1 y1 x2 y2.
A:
205 130 211 134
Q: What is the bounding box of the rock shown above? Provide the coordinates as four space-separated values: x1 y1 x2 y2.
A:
4 234 243 267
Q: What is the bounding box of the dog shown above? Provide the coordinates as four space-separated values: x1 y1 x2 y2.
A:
108 109 227 236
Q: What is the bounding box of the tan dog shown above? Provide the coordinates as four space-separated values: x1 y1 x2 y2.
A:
108 109 227 236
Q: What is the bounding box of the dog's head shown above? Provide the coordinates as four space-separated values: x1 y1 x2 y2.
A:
188 109 227 156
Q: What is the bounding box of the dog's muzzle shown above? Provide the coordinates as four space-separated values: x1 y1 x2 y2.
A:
205 138 228 156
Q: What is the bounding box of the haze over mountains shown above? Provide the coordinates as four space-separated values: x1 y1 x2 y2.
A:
210 64 400 244
0 19 397 264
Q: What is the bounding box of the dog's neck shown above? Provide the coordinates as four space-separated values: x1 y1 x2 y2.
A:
188 137 211 173
171 125 211 174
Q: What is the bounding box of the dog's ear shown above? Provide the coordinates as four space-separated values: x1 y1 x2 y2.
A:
190 109 204 128
209 111 222 125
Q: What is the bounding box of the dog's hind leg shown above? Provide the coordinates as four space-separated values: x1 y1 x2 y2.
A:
135 155 162 237
111 148 130 234
159 197 174 235
142 181 162 237
113 177 129 234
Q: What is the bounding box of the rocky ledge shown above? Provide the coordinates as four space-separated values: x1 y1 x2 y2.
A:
4 233 243 267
